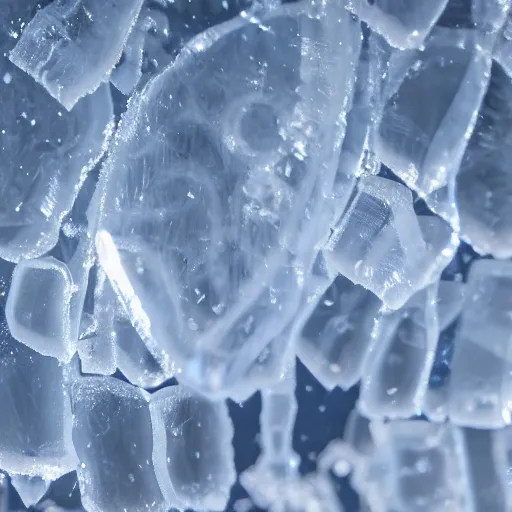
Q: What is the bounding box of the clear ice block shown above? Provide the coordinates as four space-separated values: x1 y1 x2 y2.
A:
348 0 449 49
94 0 361 397
361 420 470 512
6 257 75 362
358 285 439 419
150 385 235 511
457 61 512 257
297 274 383 391
448 259 512 428
325 176 456 309
495 9 512 78
375 28 491 218
72 376 166 512
0 331 77 481
10 0 144 110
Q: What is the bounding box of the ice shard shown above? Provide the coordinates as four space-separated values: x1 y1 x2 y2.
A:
94 0 361 397
6 257 74 362
358 285 439 419
150 385 235 511
10 0 144 110
457 61 512 257
421 280 465 421
348 0 449 49
448 259 512 428
72 376 166 512
375 28 491 224
324 176 457 309
11 475 50 508
297 274 383 391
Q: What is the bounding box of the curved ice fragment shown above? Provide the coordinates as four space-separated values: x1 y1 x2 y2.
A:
9 0 144 110
6 256 74 362
72 376 166 512
150 385 235 511
94 0 361 396
348 0 449 50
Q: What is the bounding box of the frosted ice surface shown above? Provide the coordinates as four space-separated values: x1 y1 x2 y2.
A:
6 257 75 362
11 475 50 508
324 176 456 309
95 0 361 397
297 274 383 391
375 28 491 218
457 61 512 257
358 285 439 419
360 420 470 512
150 385 235 511
72 376 166 512
472 0 511 34
348 0 449 49
0 333 77 480
10 0 144 110
448 260 512 428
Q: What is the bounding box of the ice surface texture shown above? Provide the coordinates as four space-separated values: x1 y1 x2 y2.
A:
4 0 512 511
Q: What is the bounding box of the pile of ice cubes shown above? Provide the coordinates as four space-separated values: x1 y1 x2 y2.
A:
0 0 512 510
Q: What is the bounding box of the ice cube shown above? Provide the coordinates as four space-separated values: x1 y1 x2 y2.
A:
150 385 235 511
6 256 75 362
457 61 512 258
375 28 491 213
325 176 454 309
462 428 509 511
72 376 166 512
448 259 512 428
95 0 361 397
362 420 470 512
358 285 439 419
0 333 77 480
472 0 511 34
436 280 465 331
9 0 144 110
297 274 383 391
11 475 50 508
348 0 449 49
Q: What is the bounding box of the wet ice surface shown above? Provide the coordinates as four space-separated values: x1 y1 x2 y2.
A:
2 0 512 511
